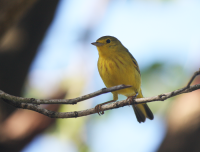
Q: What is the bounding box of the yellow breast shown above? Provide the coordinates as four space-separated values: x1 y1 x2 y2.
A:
98 52 141 97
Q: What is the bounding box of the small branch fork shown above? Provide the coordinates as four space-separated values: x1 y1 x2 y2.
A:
0 69 200 118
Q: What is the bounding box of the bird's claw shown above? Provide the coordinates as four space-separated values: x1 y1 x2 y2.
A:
95 104 104 115
127 96 134 105
127 92 138 105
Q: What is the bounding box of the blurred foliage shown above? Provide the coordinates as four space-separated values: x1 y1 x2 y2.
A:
56 76 90 152
141 62 189 114
23 74 90 152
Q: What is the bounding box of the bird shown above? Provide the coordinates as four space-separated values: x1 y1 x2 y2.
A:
91 36 154 123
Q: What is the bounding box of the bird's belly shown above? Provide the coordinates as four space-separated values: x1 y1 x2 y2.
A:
98 57 141 96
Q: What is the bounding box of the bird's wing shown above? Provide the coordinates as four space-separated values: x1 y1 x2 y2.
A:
125 48 141 75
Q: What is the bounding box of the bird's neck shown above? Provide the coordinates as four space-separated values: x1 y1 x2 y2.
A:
97 46 123 59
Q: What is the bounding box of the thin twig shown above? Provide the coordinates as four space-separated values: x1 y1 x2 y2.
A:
186 69 200 87
0 70 200 118
0 84 131 105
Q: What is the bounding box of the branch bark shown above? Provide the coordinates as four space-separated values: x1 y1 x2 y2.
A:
0 69 200 119
0 84 132 105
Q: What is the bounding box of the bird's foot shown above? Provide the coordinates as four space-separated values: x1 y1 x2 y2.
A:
127 92 138 105
94 100 116 115
95 104 104 115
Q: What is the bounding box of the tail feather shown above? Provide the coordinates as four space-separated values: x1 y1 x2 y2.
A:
132 105 145 123
132 89 154 123
132 103 154 123
143 104 154 120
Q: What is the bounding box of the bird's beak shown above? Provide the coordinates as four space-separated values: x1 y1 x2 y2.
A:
91 42 103 46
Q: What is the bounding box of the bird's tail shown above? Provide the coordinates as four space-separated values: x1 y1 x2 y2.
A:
132 90 154 123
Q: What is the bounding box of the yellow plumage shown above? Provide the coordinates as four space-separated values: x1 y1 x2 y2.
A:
92 36 153 123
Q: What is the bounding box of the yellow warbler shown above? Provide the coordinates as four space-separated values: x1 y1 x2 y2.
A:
91 36 153 123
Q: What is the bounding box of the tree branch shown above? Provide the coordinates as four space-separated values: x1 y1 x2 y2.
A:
0 84 131 105
0 69 200 118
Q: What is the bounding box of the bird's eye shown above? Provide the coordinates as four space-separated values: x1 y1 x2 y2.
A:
106 39 110 43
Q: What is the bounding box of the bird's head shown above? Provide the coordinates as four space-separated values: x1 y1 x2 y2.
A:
91 36 124 57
